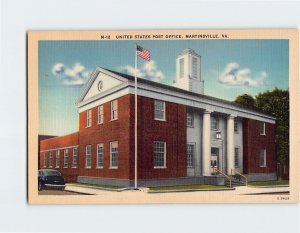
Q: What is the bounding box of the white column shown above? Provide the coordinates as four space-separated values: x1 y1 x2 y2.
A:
202 110 211 176
227 115 235 175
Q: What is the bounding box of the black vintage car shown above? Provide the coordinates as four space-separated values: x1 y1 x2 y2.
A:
38 169 65 191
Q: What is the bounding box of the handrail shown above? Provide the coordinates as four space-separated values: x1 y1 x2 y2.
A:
231 168 248 186
213 167 232 188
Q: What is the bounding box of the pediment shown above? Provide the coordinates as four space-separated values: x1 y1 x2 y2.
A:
76 67 128 105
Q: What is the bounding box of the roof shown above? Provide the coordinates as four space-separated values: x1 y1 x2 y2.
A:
102 68 275 119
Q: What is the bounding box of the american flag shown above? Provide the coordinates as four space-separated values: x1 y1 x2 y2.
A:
136 45 150 61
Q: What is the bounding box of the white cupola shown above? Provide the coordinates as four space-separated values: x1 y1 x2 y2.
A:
175 48 204 94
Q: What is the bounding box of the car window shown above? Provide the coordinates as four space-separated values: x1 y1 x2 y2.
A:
44 170 61 176
38 171 43 176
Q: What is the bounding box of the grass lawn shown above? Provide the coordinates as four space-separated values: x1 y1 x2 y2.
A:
69 183 124 189
248 180 289 186
148 184 227 191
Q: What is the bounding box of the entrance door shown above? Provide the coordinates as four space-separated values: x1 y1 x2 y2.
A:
211 147 219 174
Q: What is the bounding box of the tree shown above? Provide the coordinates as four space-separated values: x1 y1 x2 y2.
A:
255 88 289 163
235 88 289 163
235 94 256 109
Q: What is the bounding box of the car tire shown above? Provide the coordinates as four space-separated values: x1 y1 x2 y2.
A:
38 181 43 191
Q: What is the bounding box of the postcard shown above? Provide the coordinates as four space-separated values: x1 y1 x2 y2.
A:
28 29 299 204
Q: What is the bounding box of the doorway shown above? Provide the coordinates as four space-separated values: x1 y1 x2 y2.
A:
211 147 219 174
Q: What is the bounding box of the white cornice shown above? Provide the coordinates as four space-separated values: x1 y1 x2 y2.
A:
40 145 79 153
76 69 276 124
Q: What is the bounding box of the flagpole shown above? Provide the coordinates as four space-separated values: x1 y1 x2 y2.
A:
134 44 138 190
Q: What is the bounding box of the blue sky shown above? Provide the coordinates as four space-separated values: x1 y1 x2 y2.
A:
39 39 289 136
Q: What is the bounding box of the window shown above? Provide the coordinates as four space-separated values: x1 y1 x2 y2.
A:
86 110 92 127
110 141 118 168
260 121 265 135
111 100 118 120
98 105 104 124
234 118 238 133
211 116 219 130
49 151 53 168
259 149 266 167
234 148 239 168
179 58 184 78
97 144 104 168
86 145 92 168
192 57 198 78
72 147 78 168
43 152 47 168
187 144 194 168
154 100 165 121
153 141 166 168
56 150 60 168
63 149 68 168
187 110 194 127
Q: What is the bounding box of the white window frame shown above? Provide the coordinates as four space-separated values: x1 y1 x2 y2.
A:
260 121 266 135
86 110 92 127
234 118 238 133
86 145 92 168
97 143 104 168
111 100 118 121
63 149 68 168
179 58 184 79
110 141 118 168
72 147 78 168
153 141 166 168
49 151 53 168
55 150 60 168
192 57 198 79
259 149 266 167
43 152 47 168
98 105 104 124
234 147 239 168
154 100 166 121
187 110 194 127
211 116 219 130
187 144 195 168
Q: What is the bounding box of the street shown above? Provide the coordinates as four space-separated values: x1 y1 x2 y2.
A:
38 190 87 195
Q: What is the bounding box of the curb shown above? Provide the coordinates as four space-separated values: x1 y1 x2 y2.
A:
247 185 289 188
66 184 129 192
145 187 235 193
243 191 290 195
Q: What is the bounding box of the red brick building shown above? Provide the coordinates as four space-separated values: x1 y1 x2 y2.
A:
40 49 276 187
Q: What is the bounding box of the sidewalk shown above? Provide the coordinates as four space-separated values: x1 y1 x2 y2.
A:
233 185 289 195
65 183 289 195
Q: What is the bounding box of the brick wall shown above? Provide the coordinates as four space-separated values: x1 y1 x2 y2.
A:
39 132 79 182
77 94 131 179
242 119 276 174
130 95 187 180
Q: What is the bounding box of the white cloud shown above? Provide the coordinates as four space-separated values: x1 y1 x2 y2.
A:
119 60 165 83
52 62 90 86
219 62 267 87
